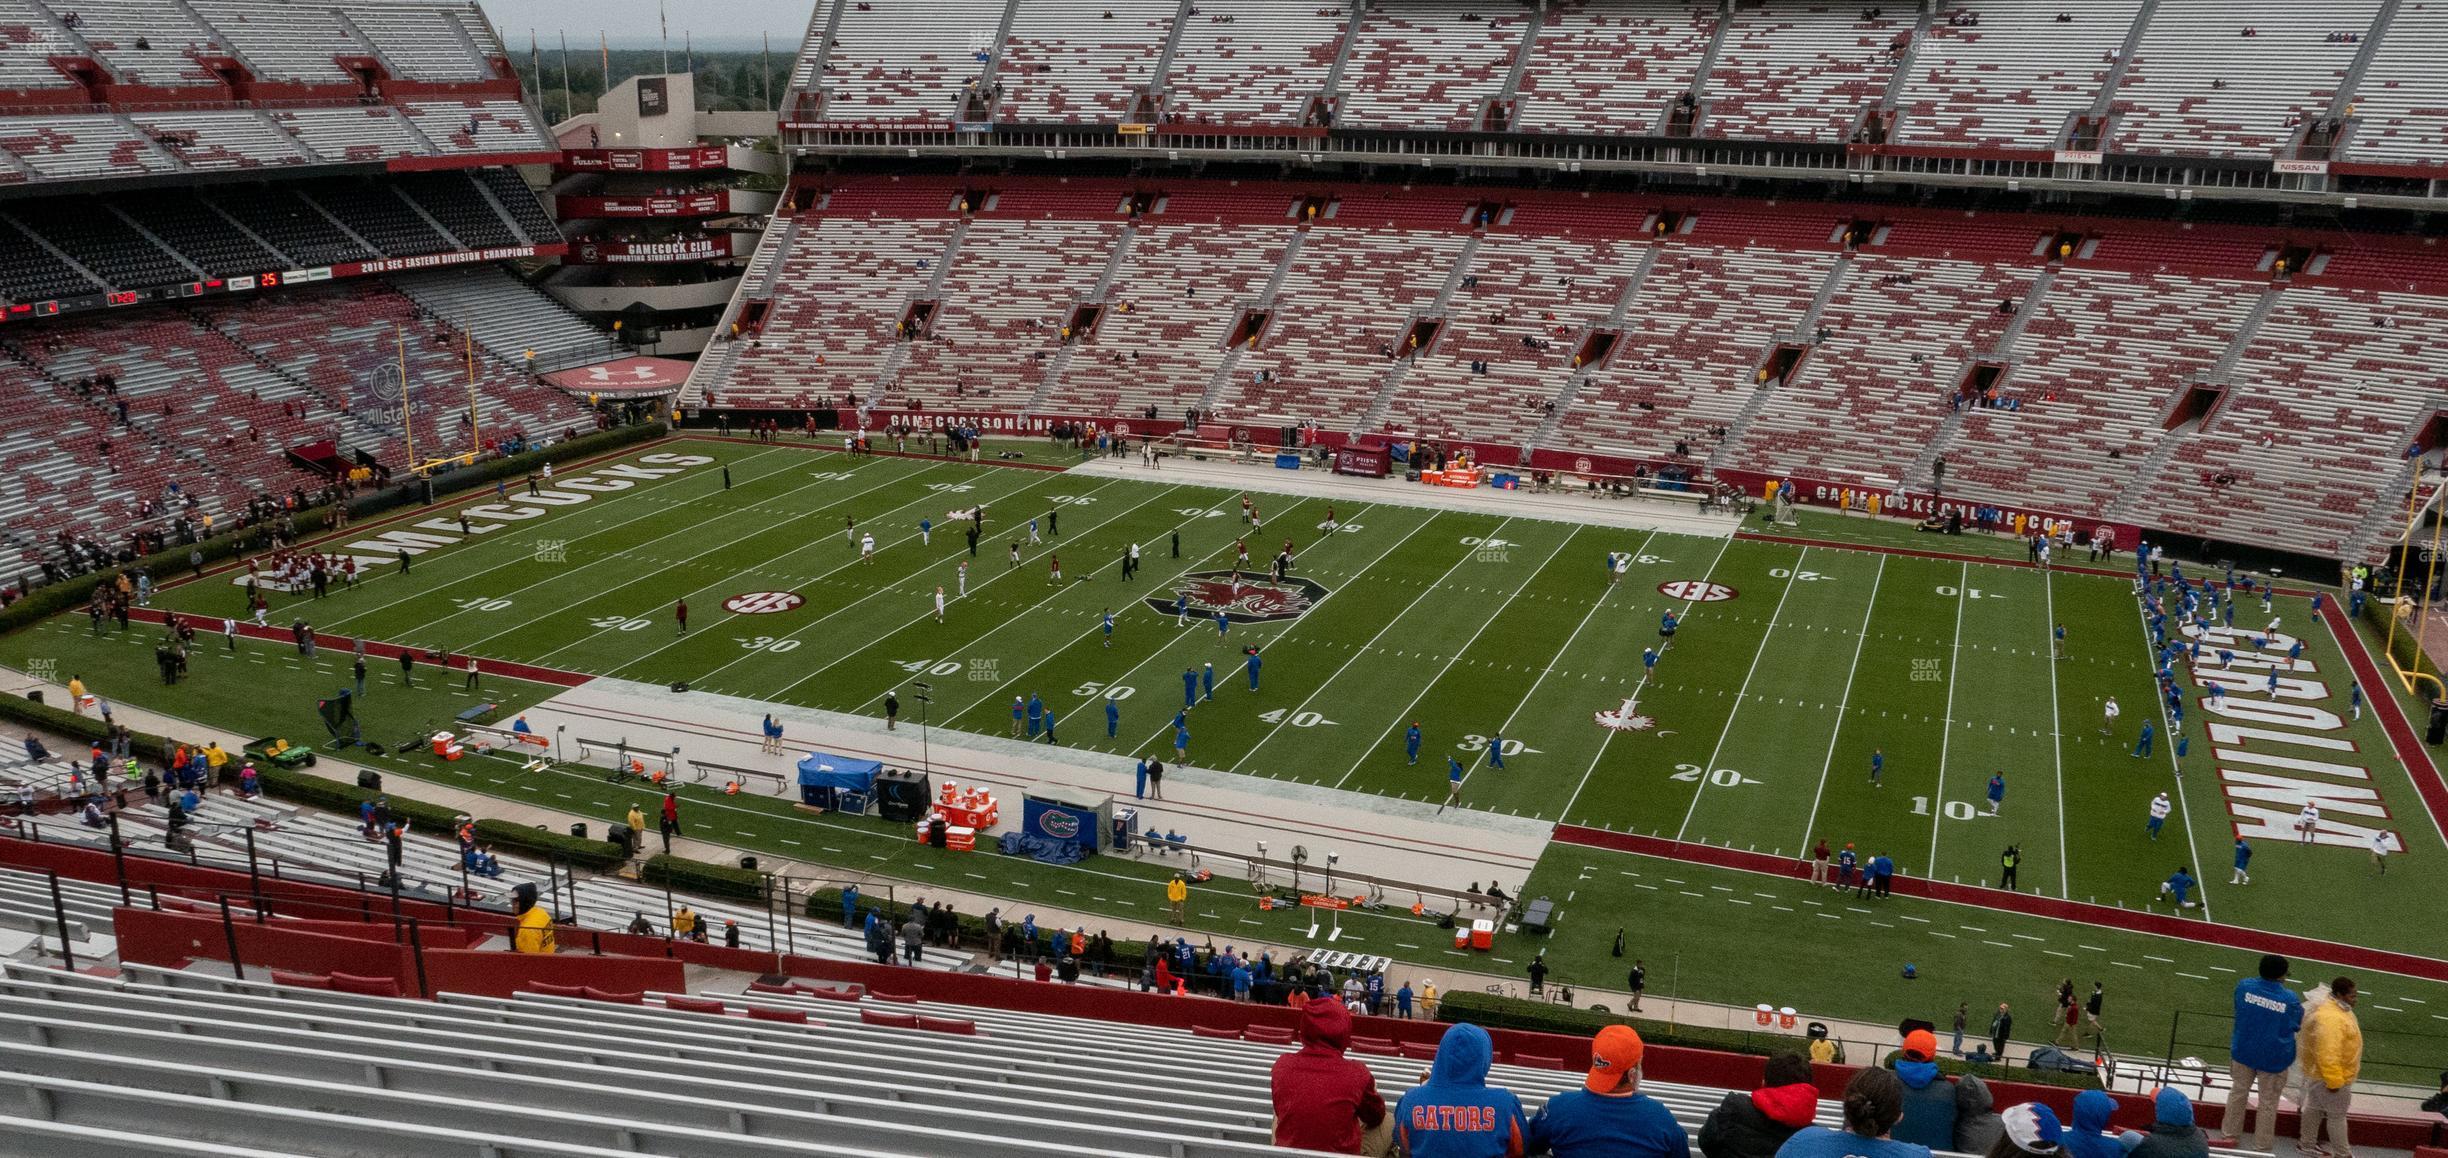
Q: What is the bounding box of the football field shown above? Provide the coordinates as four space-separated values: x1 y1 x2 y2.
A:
126 437 2448 963
0 431 2398 1036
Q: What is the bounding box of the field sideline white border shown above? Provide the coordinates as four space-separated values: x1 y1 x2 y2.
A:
1064 454 1742 539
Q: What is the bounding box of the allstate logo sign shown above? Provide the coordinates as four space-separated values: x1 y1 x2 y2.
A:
1037 809 1082 840
1146 570 1329 624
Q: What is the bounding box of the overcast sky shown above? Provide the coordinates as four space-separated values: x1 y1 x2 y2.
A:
476 0 813 49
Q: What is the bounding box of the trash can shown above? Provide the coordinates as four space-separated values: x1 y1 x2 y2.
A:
2428 700 2447 745
739 855 758 871
568 822 588 840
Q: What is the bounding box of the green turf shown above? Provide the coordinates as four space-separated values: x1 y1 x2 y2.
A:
24 435 2448 1054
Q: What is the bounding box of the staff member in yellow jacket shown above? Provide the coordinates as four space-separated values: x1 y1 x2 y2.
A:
1166 874 1188 926
2297 977 2363 1158
515 907 557 954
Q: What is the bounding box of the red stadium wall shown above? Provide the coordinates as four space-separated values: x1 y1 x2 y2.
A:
419 948 686 998
113 906 688 998
115 906 417 983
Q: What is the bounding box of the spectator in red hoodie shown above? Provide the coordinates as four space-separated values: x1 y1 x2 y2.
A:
1700 1052 1821 1158
1270 996 1388 1154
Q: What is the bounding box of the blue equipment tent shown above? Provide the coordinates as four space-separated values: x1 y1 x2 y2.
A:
796 752 882 810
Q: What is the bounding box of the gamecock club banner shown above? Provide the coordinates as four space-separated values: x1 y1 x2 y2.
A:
568 238 730 264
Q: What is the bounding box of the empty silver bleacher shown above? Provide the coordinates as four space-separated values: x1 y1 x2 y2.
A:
27 783 945 966
0 962 2203 1158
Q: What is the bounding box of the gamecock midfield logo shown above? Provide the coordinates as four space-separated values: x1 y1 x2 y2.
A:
1145 570 1329 625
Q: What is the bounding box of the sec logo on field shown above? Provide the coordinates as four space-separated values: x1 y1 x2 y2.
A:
1657 580 1737 602
723 591 805 615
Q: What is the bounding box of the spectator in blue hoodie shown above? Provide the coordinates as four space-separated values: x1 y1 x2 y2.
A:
2211 954 2302 1151
1887 1029 1957 1151
1527 1025 1688 1158
2060 1090 2124 1158
2125 1088 2207 1158
1775 1067 1931 1158
1395 1022 1527 1158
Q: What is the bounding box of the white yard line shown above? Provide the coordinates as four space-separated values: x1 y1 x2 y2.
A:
1328 521 1569 790
502 461 964 661
2131 583 2214 923
1021 500 1425 752
1797 553 1886 851
930 490 1323 725
2043 570 2070 897
1453 528 1661 793
757 479 1182 704
316 445 803 631
964 501 1370 734
574 465 1070 675
1106 501 1439 759
1555 531 1743 825
1669 548 1809 844
1925 562 1971 874
1227 509 1475 774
